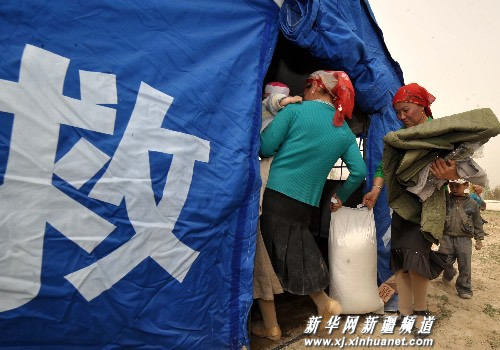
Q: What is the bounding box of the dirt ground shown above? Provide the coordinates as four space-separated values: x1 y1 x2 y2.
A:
250 210 500 350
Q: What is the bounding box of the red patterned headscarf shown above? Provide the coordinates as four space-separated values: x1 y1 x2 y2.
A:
306 70 355 127
393 83 436 117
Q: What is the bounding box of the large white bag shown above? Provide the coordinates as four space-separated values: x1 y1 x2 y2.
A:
328 206 384 314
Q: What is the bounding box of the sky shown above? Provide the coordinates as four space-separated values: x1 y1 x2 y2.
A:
369 0 500 189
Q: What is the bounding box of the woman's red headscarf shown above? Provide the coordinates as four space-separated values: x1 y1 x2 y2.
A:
306 70 355 127
393 83 436 117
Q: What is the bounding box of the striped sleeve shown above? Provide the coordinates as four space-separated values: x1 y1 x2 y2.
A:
260 107 293 157
336 138 367 202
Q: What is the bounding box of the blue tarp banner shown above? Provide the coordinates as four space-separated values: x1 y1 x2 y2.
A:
280 0 404 283
0 1 280 348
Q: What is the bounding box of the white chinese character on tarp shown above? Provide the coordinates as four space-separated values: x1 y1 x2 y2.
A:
399 316 416 335
417 316 435 335
361 315 379 334
380 316 397 334
342 316 359 334
65 82 210 301
0 45 116 312
324 315 342 335
304 316 323 334
0 44 210 310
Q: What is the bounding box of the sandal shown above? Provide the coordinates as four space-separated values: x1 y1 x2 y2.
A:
321 299 343 320
318 299 342 334
251 321 282 341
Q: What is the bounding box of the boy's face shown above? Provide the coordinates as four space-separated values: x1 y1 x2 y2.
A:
449 182 468 196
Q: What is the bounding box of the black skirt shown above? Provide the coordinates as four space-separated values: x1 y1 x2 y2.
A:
390 212 447 280
260 189 329 295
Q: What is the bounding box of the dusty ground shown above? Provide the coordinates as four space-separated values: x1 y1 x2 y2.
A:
251 210 500 350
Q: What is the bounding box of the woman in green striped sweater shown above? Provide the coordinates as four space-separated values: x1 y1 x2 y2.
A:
254 71 366 339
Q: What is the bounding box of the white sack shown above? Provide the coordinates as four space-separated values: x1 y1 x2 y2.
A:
328 207 384 314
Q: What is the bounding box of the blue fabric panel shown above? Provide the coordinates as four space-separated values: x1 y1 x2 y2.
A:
0 1 279 348
280 0 405 283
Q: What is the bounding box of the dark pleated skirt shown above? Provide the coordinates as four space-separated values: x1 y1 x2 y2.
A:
260 189 329 295
390 212 447 280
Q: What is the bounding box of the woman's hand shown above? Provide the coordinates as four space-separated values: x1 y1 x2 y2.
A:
278 95 303 107
429 158 459 180
362 188 381 210
330 193 343 212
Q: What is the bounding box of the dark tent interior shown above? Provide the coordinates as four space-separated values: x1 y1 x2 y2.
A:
252 34 372 347
262 33 369 239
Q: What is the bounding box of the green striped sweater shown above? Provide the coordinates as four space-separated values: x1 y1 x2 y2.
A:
260 101 366 207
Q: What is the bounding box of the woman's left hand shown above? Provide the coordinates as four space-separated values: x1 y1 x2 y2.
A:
330 194 343 212
430 158 459 180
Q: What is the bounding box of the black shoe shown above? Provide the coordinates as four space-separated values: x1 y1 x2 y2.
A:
395 311 403 327
412 310 432 339
384 310 404 330
385 310 404 327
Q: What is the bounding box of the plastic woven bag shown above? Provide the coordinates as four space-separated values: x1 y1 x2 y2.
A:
328 206 384 314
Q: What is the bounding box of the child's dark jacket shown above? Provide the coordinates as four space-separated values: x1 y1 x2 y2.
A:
444 194 485 240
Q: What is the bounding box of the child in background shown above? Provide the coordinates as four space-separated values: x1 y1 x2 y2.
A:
439 179 484 299
252 82 302 341
260 82 302 132
469 184 487 211
470 184 488 229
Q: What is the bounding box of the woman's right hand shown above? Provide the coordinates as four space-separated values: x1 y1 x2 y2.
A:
362 188 381 210
330 193 343 212
279 95 303 107
430 158 459 180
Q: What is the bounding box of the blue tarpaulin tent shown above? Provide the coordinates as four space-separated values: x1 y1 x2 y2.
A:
0 0 403 348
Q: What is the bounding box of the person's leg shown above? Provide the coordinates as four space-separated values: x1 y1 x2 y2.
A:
439 235 457 282
455 237 473 297
257 299 279 329
309 290 340 315
252 299 281 340
410 271 429 312
442 254 457 282
309 290 342 332
394 269 413 315
408 270 430 334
